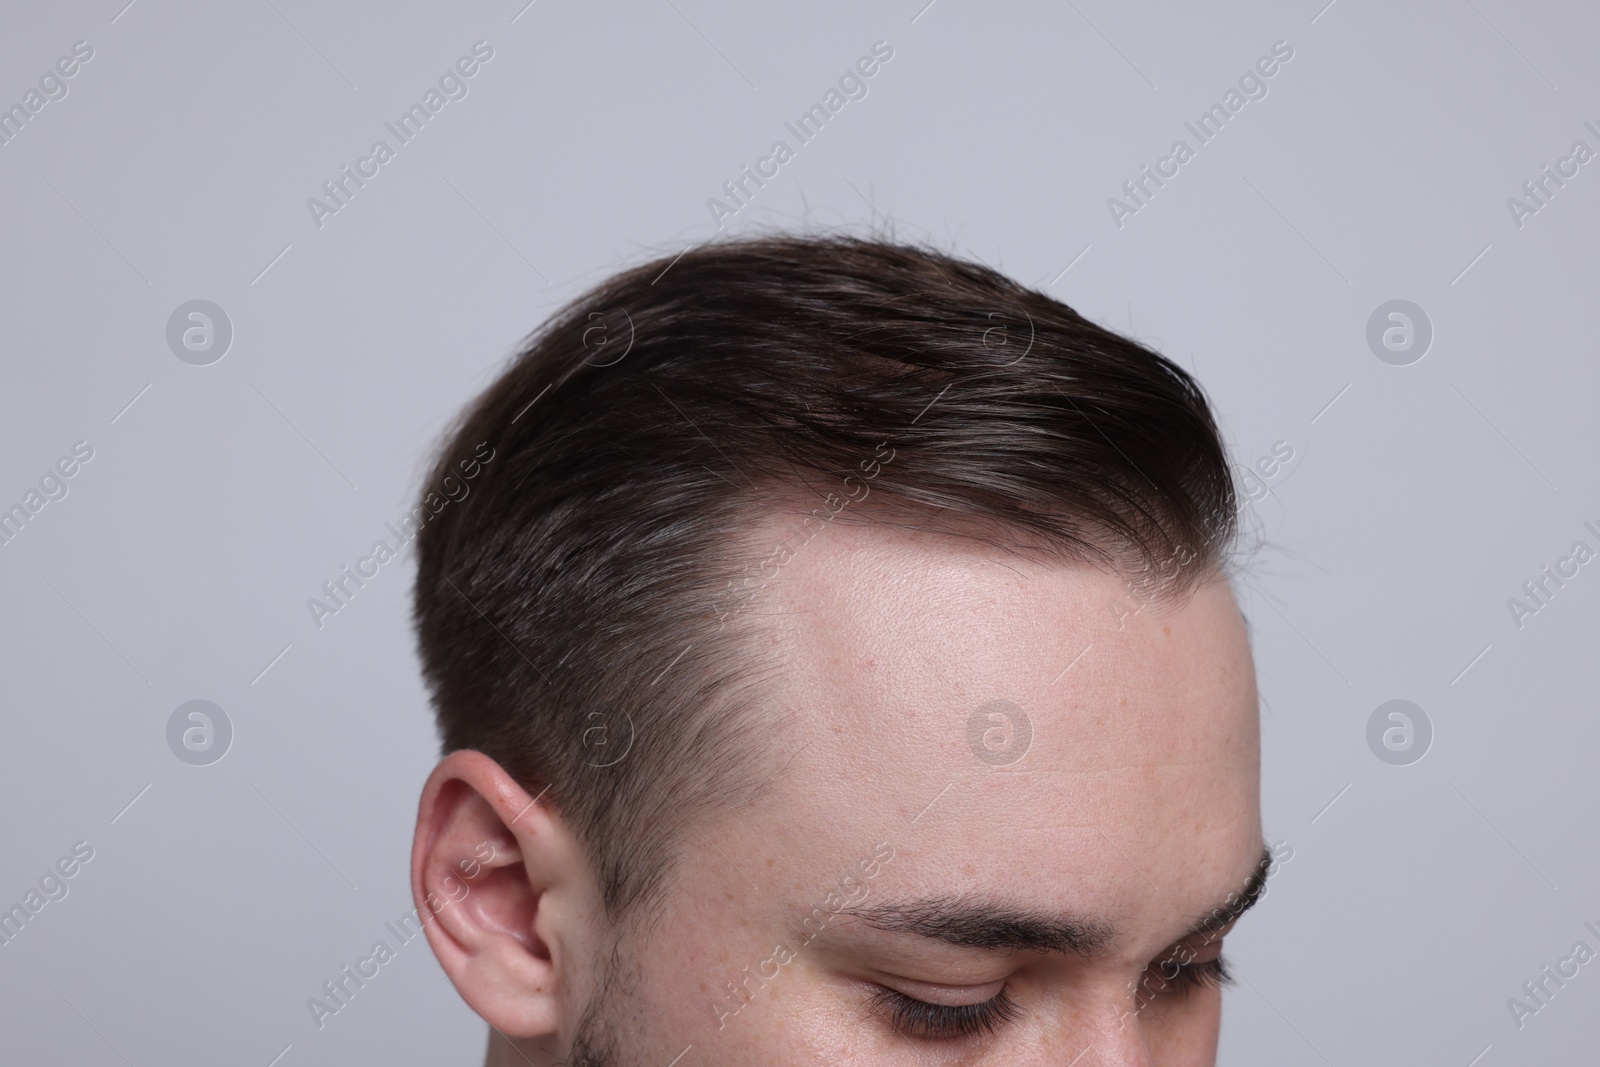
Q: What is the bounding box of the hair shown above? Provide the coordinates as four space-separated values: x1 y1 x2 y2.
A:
412 233 1241 926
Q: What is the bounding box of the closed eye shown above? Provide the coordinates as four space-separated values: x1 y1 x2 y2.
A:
867 984 1020 1040
1153 954 1232 996
865 956 1229 1040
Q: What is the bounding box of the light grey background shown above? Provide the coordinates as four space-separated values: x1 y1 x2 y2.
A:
2 0 1596 1063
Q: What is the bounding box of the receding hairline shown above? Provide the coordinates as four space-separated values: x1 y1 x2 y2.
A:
714 483 1234 621
411 232 1245 923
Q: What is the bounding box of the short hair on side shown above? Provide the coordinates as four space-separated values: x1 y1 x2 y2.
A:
412 233 1241 925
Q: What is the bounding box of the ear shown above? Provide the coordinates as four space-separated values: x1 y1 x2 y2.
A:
410 750 592 1038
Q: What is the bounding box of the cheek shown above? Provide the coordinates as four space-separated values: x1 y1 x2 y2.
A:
698 970 900 1067
626 905 879 1065
1137 983 1223 1066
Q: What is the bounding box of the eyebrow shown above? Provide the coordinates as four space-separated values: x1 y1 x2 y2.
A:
836 844 1273 958
1177 844 1273 943
837 897 1116 956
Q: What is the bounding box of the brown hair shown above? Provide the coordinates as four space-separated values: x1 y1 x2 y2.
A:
412 234 1240 923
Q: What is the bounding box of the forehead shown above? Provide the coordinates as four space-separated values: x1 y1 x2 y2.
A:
744 513 1261 948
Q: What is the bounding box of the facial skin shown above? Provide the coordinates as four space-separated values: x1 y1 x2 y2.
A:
412 510 1262 1065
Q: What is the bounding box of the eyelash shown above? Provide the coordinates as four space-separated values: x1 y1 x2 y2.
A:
868 956 1231 1040
868 985 1020 1040
1158 954 1233 996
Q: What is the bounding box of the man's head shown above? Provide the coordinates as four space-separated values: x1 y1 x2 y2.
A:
409 235 1263 1064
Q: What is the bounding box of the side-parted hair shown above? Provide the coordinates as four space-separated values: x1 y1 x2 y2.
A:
412 234 1240 923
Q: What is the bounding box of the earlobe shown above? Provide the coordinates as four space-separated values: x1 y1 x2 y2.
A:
411 750 581 1039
